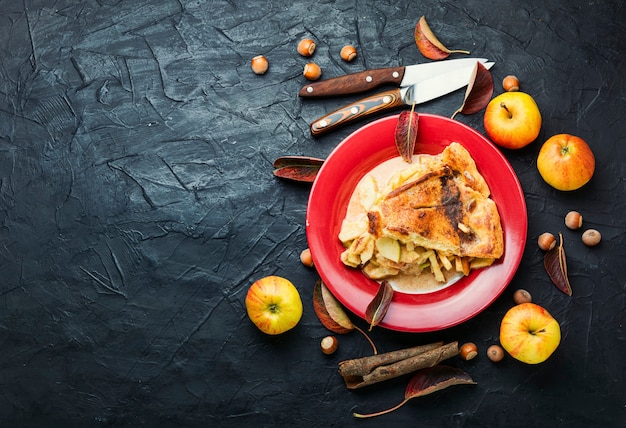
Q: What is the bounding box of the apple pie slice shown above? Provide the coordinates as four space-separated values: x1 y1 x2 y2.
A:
340 142 503 284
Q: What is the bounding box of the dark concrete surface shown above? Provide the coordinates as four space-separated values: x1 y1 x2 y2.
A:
0 1 624 426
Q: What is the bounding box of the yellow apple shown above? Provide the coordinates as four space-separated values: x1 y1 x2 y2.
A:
483 92 542 149
537 133 595 191
245 276 303 335
499 302 561 364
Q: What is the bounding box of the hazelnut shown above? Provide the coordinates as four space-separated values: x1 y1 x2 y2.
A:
513 289 532 305
538 232 556 251
320 335 338 355
565 211 583 229
582 229 601 247
340 45 357 62
487 344 505 362
502 75 520 92
300 248 314 268
297 38 316 57
251 55 269 75
459 342 478 361
303 62 322 81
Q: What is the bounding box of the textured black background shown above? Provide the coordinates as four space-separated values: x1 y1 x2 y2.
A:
1 1 625 427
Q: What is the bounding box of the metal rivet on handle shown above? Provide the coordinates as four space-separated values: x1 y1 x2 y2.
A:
392 71 399 78
366 75 373 82
383 96 391 104
319 120 328 128
306 87 313 93
350 107 358 114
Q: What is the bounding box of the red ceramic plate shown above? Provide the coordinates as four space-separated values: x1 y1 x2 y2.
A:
306 114 527 332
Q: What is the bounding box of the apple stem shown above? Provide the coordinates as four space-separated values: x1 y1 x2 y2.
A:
500 102 512 119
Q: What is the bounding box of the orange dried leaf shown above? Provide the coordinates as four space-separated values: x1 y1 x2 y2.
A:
415 16 470 60
313 279 354 334
451 61 494 119
313 279 378 354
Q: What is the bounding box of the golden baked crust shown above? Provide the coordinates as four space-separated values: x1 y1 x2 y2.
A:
374 160 503 259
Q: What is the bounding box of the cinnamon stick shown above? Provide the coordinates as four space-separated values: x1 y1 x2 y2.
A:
338 341 459 389
338 342 444 377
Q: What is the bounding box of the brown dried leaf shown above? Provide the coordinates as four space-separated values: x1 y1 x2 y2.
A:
414 16 470 60
544 233 572 296
365 281 394 331
313 279 378 354
353 365 475 419
451 61 494 119
273 156 324 183
405 365 476 399
313 279 354 334
394 108 419 163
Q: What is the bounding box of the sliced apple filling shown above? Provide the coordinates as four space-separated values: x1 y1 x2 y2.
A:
340 221 493 282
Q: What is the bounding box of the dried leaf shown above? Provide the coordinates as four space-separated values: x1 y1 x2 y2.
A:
414 16 470 60
544 233 572 296
394 108 419 163
273 166 319 182
313 279 354 334
365 281 394 331
273 156 324 183
313 279 378 354
353 365 475 419
273 156 324 169
404 365 476 398
451 61 494 119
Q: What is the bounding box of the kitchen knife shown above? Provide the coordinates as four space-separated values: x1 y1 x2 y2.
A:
310 62 494 136
299 57 489 97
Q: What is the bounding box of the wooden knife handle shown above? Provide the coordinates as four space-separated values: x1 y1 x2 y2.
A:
299 67 405 97
310 88 405 136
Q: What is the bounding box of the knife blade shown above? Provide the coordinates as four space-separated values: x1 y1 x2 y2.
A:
299 58 489 98
310 62 494 136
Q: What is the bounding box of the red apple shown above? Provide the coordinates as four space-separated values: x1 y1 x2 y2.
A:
483 92 542 149
537 134 595 191
245 276 303 335
499 302 561 364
